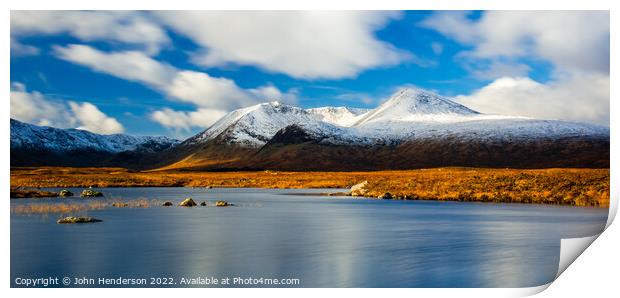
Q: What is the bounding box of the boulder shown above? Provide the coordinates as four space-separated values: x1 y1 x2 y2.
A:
349 181 369 196
162 201 173 207
81 188 103 198
57 216 102 224
378 192 393 200
179 198 197 207
59 190 74 197
200 201 207 206
215 201 231 207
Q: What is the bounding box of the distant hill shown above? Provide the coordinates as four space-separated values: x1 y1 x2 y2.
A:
10 119 179 168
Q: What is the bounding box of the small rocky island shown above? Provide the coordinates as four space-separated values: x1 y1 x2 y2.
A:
179 198 197 207
81 188 104 197
57 216 102 224
59 189 74 197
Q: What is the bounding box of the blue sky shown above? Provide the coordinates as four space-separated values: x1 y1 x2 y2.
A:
10 11 609 138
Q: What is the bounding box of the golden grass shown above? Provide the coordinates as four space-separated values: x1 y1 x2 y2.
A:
151 153 243 171
11 201 108 216
10 198 156 215
10 167 610 207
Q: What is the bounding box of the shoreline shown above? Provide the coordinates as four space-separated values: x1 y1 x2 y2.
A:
10 167 610 208
10 187 609 208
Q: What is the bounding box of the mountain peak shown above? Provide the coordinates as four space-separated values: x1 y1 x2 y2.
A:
263 100 282 107
393 87 433 97
188 100 320 147
353 88 479 126
385 87 478 114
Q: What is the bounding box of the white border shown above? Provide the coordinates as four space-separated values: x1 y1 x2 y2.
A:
3 1 617 297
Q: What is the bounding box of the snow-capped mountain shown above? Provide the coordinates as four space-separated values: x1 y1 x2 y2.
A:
11 119 179 167
161 87 609 171
183 101 350 148
10 87 610 170
183 88 608 148
353 88 478 126
11 119 179 152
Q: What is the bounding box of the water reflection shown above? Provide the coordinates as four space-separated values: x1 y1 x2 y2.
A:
11 188 607 287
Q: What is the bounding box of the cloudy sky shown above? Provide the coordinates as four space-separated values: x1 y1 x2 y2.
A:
10 11 609 137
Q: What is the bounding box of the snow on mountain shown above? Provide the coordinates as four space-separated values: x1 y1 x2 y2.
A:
306 106 370 126
184 87 609 148
353 88 479 126
351 117 608 144
338 88 606 143
10 119 179 153
185 101 349 147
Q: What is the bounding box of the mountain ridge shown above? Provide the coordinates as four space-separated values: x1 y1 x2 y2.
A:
10 88 610 170
156 88 609 171
10 118 179 168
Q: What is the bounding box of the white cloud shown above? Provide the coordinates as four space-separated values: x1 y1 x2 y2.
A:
54 44 297 109
53 44 176 90
247 85 299 106
420 12 480 45
155 11 408 79
11 11 169 54
463 60 532 80
10 83 73 127
10 83 125 134
166 70 257 109
54 44 298 129
150 108 228 131
68 102 125 134
54 45 297 129
422 11 609 126
421 11 609 74
11 38 39 57
12 11 410 79
455 73 609 126
13 11 409 79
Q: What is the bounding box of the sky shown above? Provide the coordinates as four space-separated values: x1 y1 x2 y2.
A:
10 11 610 138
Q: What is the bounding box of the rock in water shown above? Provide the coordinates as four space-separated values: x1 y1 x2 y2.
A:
81 188 103 197
179 198 197 207
57 216 102 224
59 190 74 197
215 201 230 207
378 192 393 200
162 201 173 206
350 181 369 196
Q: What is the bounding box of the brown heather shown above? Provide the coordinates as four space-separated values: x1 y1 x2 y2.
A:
10 167 610 207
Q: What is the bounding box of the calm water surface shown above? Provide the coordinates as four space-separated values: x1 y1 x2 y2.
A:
11 187 607 287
